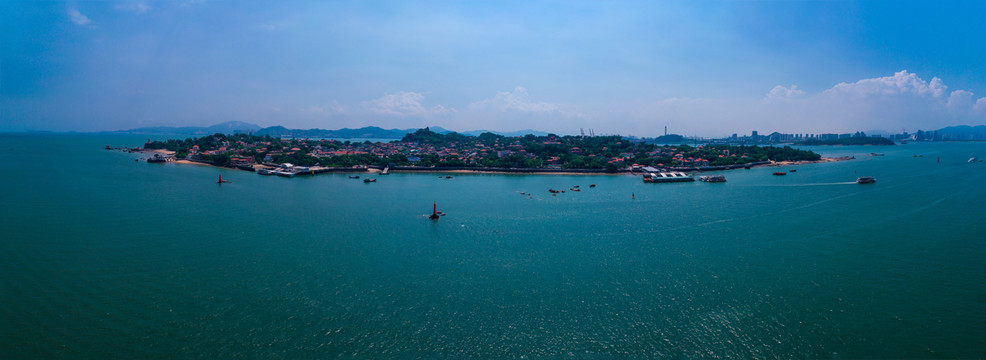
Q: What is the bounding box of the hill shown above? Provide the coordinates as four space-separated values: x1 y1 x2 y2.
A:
115 121 261 135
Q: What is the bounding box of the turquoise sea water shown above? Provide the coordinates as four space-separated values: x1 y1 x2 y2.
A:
2 133 986 359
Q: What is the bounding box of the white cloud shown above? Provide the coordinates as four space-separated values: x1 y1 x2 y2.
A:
824 70 947 98
362 92 453 118
180 0 205 8
302 101 344 116
619 70 986 137
765 85 804 100
68 8 91 25
468 86 565 114
976 98 986 113
947 90 975 110
115 1 151 14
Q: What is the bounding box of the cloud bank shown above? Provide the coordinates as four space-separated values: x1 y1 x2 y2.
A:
282 73 985 136
627 71 986 137
68 8 91 25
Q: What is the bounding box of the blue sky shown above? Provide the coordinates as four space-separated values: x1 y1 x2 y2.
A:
2 0 985 136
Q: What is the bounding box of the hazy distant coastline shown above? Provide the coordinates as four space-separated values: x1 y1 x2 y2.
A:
108 121 986 144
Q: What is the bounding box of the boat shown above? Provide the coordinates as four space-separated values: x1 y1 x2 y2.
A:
348 175 360 179
699 175 726 183
363 178 376 183
381 167 390 175
257 168 274 175
773 172 786 176
870 153 885 156
589 184 596 188
856 176 876 184
789 169 797 172
970 158 981 163
217 174 230 184
642 172 694 183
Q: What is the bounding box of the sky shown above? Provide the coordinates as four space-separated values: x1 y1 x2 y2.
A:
2 0 986 137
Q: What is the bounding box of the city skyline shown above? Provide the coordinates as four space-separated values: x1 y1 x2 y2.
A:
3 1 986 136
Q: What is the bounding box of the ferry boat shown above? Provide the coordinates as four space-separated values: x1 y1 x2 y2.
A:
642 172 694 183
856 176 876 184
699 175 726 183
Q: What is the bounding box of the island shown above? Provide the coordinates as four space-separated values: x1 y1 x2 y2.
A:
141 127 829 174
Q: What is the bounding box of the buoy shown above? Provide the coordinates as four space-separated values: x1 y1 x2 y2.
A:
429 202 440 220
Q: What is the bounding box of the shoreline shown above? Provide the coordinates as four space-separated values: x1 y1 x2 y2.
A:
760 156 851 167
160 156 851 175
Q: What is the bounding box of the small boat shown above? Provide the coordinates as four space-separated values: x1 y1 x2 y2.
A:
257 168 274 175
363 178 376 183
589 184 596 188
856 176 876 184
773 172 786 176
348 175 360 179
445 176 454 179
217 174 230 184
970 158 981 163
699 175 726 183
870 153 885 156
789 169 797 173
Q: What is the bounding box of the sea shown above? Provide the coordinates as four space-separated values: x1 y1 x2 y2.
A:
1 133 985 359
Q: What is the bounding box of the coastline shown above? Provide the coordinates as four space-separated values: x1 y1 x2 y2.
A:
158 155 851 175
761 156 851 167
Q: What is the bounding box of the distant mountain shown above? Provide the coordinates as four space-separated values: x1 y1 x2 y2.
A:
115 122 555 139
643 134 688 143
255 126 412 139
863 129 892 137
459 129 550 137
935 125 986 140
115 121 261 135
255 125 551 139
